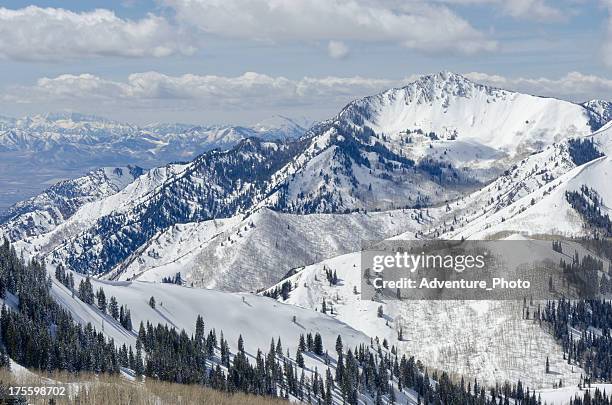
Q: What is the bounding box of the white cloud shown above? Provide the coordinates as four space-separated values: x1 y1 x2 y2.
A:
7 70 611 124
464 71 612 102
6 71 403 110
501 0 565 21
0 6 194 61
163 0 496 54
327 41 349 59
436 0 566 21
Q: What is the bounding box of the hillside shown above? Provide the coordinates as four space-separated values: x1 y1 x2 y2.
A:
0 166 144 241
440 124 612 240
105 207 428 290
263 250 586 389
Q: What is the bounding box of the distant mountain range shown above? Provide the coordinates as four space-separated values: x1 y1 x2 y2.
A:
0 113 312 211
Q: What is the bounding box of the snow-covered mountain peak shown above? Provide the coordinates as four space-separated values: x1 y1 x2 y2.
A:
327 71 601 157
404 70 504 101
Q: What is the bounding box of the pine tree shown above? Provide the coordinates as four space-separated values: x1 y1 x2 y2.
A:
109 296 119 320
314 333 323 356
276 338 283 356
125 309 133 331
78 276 94 304
96 287 107 312
195 315 205 346
296 349 305 368
135 338 144 377
149 296 156 309
335 335 343 356
238 334 245 353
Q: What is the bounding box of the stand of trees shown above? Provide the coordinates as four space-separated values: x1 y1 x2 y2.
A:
569 388 611 405
566 186 612 237
162 272 183 285
135 310 544 405
0 239 120 374
539 298 612 381
568 138 603 166
263 281 293 301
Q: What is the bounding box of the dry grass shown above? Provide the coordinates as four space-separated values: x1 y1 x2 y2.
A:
0 368 288 405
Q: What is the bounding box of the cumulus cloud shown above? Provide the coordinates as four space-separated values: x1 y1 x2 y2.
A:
464 71 612 102
163 0 496 54
7 70 611 124
0 6 194 61
6 71 403 110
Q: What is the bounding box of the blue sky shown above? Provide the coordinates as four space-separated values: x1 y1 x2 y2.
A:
0 0 611 125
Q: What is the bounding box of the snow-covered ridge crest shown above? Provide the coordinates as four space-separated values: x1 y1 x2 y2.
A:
0 166 145 241
329 71 603 155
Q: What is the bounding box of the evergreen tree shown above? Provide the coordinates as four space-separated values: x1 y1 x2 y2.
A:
296 349 305 368
109 296 119 320
78 276 94 304
314 333 323 356
96 287 107 312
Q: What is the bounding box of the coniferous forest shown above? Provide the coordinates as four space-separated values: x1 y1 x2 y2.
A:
0 239 120 374
539 299 612 381
0 237 569 404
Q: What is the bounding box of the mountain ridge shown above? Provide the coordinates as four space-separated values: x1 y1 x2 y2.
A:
5 72 608 287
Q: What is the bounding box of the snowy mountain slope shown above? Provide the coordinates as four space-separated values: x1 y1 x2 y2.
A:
583 100 612 125
49 271 370 363
418 139 583 239
106 207 430 291
0 113 310 211
441 142 610 240
539 384 612 405
44 268 407 404
396 119 611 240
264 252 585 389
28 122 465 282
590 119 612 154
14 163 189 258
0 166 144 241
335 71 601 156
255 123 477 214
40 138 307 276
